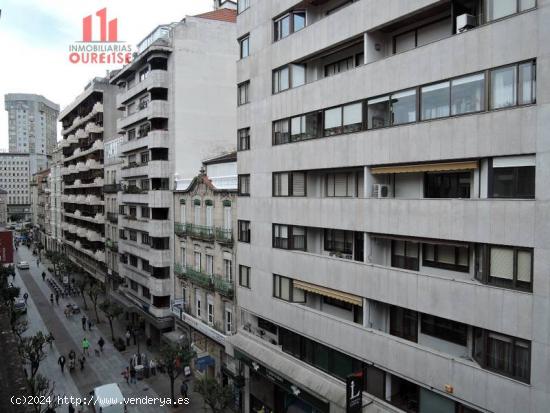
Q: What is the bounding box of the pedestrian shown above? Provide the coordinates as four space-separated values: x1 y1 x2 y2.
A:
47 332 55 348
58 355 66 373
98 337 105 352
81 315 87 331
23 292 28 304
50 294 54 305
87 319 92 331
55 293 59 306
122 367 129 385
180 380 188 399
125 330 131 347
129 365 136 384
149 359 156 376
78 355 85 371
68 402 75 413
36 259 39 267
82 337 90 356
42 271 46 282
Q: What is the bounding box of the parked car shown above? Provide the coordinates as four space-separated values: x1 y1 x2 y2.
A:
17 261 29 269
14 298 27 314
90 383 126 413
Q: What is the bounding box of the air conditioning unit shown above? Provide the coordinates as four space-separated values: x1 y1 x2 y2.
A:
456 14 476 33
343 254 353 260
372 184 390 198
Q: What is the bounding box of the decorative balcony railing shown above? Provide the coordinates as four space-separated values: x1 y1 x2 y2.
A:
174 223 233 244
174 263 233 298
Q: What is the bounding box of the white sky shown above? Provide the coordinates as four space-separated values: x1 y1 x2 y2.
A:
0 0 214 150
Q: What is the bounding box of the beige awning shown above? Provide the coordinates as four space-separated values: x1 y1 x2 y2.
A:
371 160 478 175
293 280 363 306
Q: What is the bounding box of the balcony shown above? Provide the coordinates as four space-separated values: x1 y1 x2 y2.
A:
103 183 121 193
117 100 169 131
121 130 169 154
106 239 118 252
116 70 169 109
107 212 118 223
174 264 234 298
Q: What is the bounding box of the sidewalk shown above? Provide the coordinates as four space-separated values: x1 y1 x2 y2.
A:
37 247 211 413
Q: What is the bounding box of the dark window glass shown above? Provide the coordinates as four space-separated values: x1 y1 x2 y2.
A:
324 229 353 255
390 306 418 342
491 166 535 199
238 128 250 151
273 119 290 145
238 220 250 243
420 314 468 345
391 240 419 271
424 172 471 198
364 365 385 399
239 265 251 288
423 243 470 272
239 35 249 59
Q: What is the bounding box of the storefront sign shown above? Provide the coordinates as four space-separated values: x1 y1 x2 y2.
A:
178 310 226 345
346 372 363 413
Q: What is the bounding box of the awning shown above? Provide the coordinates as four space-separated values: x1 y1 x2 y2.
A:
369 233 468 248
371 160 478 175
293 280 362 307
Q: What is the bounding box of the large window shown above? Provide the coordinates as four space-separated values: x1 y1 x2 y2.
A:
451 73 485 115
421 81 450 120
273 171 306 196
290 112 320 142
238 81 249 106
393 17 452 54
390 306 418 342
325 53 364 77
473 328 530 383
391 240 419 271
239 265 251 288
273 119 290 145
273 64 305 94
485 0 536 22
477 245 532 291
239 35 249 59
490 61 536 109
273 224 306 250
238 128 250 151
423 243 469 272
324 102 363 136
324 229 353 255
272 275 305 302
424 171 471 198
368 89 416 129
237 0 250 14
238 174 250 196
274 10 306 41
325 172 358 197
421 314 468 346
490 157 535 199
238 220 250 243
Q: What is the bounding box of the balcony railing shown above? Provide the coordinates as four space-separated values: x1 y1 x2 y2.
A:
174 223 233 244
215 228 233 244
174 263 234 298
105 239 118 252
103 183 121 193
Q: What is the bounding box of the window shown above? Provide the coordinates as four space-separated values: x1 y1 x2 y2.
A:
179 203 186 223
274 10 305 41
423 243 469 272
238 174 250 196
142 260 151 273
237 0 249 13
129 230 137 242
128 129 136 141
180 247 186 267
140 179 150 191
141 233 150 245
490 61 536 109
239 35 249 59
238 128 250 151
273 119 290 145
367 96 390 129
451 73 485 115
390 306 418 342
392 17 451 55
223 205 232 231
391 240 419 271
421 314 468 346
194 251 201 271
485 0 535 22
207 296 214 325
391 89 417 125
273 172 306 196
140 151 149 164
273 64 305 93
239 265 250 288
225 308 233 333
196 291 202 318
224 258 232 281
205 204 213 229
206 255 213 275
194 203 201 225
324 229 353 255
129 254 138 267
290 112 320 142
238 81 249 105
473 328 530 383
141 206 150 218
326 172 358 197
325 55 357 77
476 245 533 291
424 172 471 198
272 225 306 251
273 274 305 303
490 157 535 199
238 220 250 243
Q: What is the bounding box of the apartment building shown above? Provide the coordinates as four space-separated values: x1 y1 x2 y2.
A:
109 9 237 344
0 189 7 226
46 147 64 252
5 93 59 175
172 152 238 382
58 76 119 283
231 1 548 412
30 168 50 246
0 153 31 221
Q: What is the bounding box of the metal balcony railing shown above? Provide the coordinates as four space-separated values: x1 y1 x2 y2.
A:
174 223 233 244
174 263 234 298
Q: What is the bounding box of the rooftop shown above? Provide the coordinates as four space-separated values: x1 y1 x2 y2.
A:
202 151 237 165
194 8 237 23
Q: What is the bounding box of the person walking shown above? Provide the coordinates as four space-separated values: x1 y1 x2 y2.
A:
36 258 39 267
47 333 55 348
180 380 188 399
87 319 92 331
82 337 90 356
129 365 137 384
68 402 75 413
81 315 87 331
121 367 129 385
23 292 28 304
42 271 46 282
125 330 131 347
149 359 156 376
78 354 86 371
98 337 105 353
55 293 60 306
50 294 54 305
58 355 66 373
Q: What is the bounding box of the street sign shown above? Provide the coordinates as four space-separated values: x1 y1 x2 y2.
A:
346 372 363 413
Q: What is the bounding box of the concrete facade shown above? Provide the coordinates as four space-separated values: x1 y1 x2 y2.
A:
0 153 31 221
231 1 550 413
0 189 7 226
109 10 237 344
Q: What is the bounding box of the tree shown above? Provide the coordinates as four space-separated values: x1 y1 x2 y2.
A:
26 373 60 413
194 377 234 413
158 340 196 404
18 331 48 379
75 277 89 310
45 251 63 277
99 300 124 340
87 283 104 323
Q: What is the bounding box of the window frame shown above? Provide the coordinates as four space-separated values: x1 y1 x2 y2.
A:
391 240 420 271
238 220 250 243
475 244 533 292
238 174 251 196
273 10 306 42
237 81 250 106
237 0 250 14
272 171 307 197
420 313 468 346
272 224 307 251
272 274 306 303
323 229 353 255
239 265 251 288
488 158 535 199
237 127 250 151
422 243 470 273
239 34 250 59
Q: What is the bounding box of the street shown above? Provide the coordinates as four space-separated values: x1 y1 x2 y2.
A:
13 244 204 413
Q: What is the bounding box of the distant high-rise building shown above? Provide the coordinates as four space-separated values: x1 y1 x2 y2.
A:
5 93 60 175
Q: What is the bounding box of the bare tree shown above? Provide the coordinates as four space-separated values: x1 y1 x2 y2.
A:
158 339 196 404
75 277 89 310
194 376 234 413
99 300 124 340
87 284 104 323
26 373 60 413
18 331 48 379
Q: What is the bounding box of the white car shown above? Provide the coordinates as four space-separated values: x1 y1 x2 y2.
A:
90 383 126 413
17 261 29 270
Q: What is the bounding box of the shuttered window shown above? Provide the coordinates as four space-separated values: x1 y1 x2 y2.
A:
476 245 533 291
273 172 306 196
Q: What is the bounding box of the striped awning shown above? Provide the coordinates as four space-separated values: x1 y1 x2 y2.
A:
371 160 478 175
293 280 362 307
